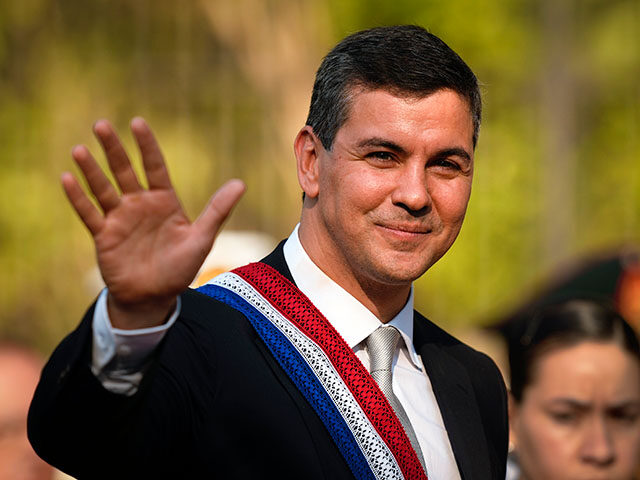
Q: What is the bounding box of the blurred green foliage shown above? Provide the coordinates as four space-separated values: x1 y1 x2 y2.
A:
1 0 639 352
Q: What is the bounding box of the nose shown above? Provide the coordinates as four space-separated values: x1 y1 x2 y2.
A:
580 417 615 467
391 163 432 214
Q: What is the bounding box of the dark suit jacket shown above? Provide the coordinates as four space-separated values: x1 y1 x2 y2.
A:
28 242 508 479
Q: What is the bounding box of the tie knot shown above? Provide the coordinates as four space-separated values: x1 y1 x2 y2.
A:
366 326 400 374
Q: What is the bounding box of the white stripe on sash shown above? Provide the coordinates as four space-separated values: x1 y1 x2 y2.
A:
213 272 404 480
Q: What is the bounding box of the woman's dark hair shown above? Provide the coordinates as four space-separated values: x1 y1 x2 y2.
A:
508 298 640 402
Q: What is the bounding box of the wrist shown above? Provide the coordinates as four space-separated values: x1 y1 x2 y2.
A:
107 293 178 330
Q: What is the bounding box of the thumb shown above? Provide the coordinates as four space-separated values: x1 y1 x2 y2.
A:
195 179 246 241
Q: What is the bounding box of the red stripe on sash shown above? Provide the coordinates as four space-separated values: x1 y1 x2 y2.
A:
234 262 427 480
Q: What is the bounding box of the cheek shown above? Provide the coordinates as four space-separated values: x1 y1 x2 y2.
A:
613 429 640 471
515 410 575 478
336 168 395 211
428 179 471 224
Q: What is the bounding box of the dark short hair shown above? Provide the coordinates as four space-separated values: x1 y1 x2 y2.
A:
305 25 482 150
508 298 640 402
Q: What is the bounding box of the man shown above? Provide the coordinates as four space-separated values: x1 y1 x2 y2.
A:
29 25 507 479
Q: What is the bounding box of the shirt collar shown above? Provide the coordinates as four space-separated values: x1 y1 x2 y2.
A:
282 224 422 369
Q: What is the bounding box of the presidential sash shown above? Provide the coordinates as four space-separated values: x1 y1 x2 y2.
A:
197 262 427 480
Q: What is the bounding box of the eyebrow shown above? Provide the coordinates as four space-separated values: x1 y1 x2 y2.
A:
549 398 591 409
549 398 640 410
356 137 407 155
356 138 472 164
433 147 472 163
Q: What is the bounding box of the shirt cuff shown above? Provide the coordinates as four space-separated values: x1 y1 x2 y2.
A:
91 289 181 394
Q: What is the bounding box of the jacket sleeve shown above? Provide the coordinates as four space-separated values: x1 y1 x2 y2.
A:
27 293 209 479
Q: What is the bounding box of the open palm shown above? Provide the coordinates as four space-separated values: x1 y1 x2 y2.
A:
63 117 245 328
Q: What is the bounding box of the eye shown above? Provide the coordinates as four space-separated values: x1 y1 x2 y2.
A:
548 410 579 424
609 407 640 425
432 158 461 170
366 151 396 165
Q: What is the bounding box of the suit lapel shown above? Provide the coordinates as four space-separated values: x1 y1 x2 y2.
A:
260 240 293 280
414 321 493 480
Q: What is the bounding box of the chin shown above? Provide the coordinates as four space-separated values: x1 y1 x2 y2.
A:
389 253 442 279
369 261 433 286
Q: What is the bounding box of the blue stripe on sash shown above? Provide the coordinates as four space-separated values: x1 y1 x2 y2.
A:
197 284 376 480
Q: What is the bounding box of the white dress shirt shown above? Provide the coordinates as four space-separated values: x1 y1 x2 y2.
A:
92 224 461 479
283 225 460 480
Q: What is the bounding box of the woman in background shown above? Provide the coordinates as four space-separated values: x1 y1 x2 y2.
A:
507 298 640 480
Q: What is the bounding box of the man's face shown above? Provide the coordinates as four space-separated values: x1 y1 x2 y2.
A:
300 88 474 289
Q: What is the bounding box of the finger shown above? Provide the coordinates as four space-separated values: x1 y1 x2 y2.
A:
72 145 120 213
130 117 172 190
61 172 104 235
195 179 246 241
94 119 143 193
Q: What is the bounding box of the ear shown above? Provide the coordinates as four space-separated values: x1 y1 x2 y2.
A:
294 126 321 199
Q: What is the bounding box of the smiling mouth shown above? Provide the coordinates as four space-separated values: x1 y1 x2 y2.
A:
377 224 431 235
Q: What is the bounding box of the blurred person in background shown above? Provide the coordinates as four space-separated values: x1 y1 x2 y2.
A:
0 343 53 480
506 299 640 480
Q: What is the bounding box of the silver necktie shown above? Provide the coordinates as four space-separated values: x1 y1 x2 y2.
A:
366 326 427 474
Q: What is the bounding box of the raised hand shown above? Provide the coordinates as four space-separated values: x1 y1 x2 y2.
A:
62 117 245 329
